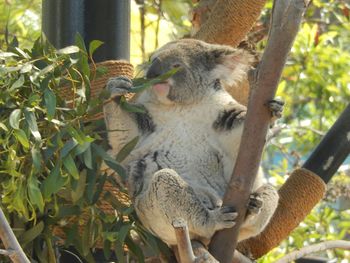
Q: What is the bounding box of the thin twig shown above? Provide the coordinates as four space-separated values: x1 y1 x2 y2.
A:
275 240 350 263
172 218 196 263
0 249 14 256
0 207 30 263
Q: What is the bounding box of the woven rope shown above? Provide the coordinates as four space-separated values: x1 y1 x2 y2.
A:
237 168 327 258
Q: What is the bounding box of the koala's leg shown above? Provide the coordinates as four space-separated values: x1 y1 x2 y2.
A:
238 184 279 241
135 168 237 243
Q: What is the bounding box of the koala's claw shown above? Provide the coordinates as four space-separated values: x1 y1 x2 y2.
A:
247 193 263 216
213 206 238 230
106 76 133 97
267 98 284 119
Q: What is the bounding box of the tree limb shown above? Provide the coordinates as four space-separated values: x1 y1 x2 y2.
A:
208 1 310 262
275 240 350 263
0 207 30 263
172 219 196 263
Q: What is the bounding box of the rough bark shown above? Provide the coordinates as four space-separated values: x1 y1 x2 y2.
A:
208 1 310 262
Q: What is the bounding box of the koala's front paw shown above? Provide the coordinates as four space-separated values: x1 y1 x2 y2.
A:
106 76 133 97
211 206 238 231
247 193 263 216
267 98 284 119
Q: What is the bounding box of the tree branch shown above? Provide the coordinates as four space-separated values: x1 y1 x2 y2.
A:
275 240 350 263
0 207 30 263
208 1 310 262
172 219 196 263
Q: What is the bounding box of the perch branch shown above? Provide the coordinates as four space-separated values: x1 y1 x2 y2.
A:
0 207 30 263
208 1 310 262
275 240 350 263
172 219 196 263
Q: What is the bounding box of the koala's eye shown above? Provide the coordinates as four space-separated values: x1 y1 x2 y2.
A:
172 63 181 68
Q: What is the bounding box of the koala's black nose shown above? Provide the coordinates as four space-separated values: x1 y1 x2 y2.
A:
146 57 162 79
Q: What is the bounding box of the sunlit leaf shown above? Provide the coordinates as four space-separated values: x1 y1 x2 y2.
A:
9 109 21 130
89 40 104 57
28 175 44 213
24 108 41 141
10 75 25 90
14 129 30 149
57 45 80 55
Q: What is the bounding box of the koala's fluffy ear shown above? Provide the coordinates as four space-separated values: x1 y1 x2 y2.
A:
209 48 255 87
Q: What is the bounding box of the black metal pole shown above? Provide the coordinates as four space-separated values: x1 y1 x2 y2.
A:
303 104 350 183
42 0 131 62
85 0 131 62
42 0 85 48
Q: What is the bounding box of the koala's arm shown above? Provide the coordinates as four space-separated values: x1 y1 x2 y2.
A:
103 77 154 158
238 183 279 241
213 99 280 240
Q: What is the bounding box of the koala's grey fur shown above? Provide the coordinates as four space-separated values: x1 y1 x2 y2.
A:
103 39 279 246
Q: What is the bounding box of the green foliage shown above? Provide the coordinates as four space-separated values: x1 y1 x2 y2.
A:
0 35 169 262
0 0 41 49
261 1 350 261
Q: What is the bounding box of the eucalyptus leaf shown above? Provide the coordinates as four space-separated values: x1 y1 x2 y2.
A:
24 108 41 141
71 169 87 203
61 139 79 158
0 51 18 59
120 97 145 113
14 129 30 149
89 40 104 57
44 88 56 120
10 75 25 90
31 146 42 172
63 154 80 180
9 109 21 129
19 221 44 246
57 45 80 55
28 175 45 213
42 163 67 199
125 236 145 263
20 63 33 73
116 136 139 163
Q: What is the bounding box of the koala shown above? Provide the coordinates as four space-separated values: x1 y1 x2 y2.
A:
103 39 280 246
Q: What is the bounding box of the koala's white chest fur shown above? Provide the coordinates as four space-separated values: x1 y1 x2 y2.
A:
126 91 246 207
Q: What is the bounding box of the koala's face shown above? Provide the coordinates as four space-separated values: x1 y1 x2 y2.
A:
145 39 253 105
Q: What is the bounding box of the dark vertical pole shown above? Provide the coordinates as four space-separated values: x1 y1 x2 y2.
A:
303 104 350 183
85 0 131 62
42 0 85 48
42 0 131 62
